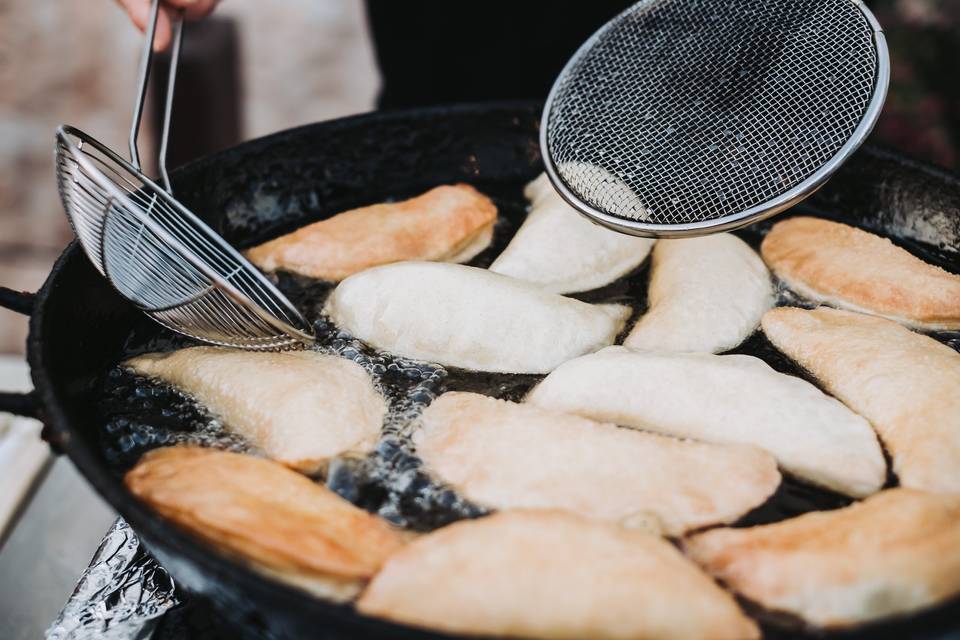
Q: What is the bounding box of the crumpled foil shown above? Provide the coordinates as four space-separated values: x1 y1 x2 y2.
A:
46 518 179 640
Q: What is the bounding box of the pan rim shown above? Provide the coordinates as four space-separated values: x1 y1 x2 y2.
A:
25 100 960 638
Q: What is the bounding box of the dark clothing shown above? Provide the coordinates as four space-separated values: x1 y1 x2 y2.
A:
364 0 960 170
364 1 629 110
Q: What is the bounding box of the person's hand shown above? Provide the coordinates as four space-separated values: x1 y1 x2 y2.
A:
116 0 220 51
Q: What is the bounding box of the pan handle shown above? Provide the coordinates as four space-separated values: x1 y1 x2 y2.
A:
0 286 39 418
0 392 38 419
0 287 35 316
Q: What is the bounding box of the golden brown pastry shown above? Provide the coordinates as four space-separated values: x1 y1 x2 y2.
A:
126 347 385 473
125 447 406 601
245 184 497 281
358 510 759 639
417 392 780 536
762 306 960 493
761 216 960 329
684 488 960 629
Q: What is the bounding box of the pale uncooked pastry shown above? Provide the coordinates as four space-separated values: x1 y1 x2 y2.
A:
761 216 960 329
559 161 653 221
358 510 759 640
245 184 497 281
125 447 406 602
126 347 385 473
489 173 654 293
624 234 773 353
323 262 630 373
417 392 780 536
527 347 885 497
685 488 960 629
762 306 960 493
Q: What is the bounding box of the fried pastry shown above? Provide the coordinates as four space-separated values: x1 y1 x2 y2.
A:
417 392 780 536
125 447 406 601
624 234 773 353
762 306 960 493
527 347 885 497
245 184 497 281
126 347 385 473
323 262 630 373
489 173 654 293
684 488 960 628
761 216 960 329
358 510 759 639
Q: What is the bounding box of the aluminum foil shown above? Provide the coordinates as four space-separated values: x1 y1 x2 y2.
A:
46 518 179 640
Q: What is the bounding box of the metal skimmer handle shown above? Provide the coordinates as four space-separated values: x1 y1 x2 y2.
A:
129 0 184 192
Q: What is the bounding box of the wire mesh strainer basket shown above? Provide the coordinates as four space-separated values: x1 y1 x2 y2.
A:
541 0 890 237
54 1 313 350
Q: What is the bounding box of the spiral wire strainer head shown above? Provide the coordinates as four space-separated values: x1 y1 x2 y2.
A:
541 0 889 237
54 0 313 350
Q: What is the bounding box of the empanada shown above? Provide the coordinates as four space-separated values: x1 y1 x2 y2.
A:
245 184 497 281
684 488 960 628
417 392 780 536
125 447 406 601
527 347 885 497
358 510 759 639
762 306 960 493
624 234 773 353
126 347 385 473
761 216 960 329
324 262 630 373
489 173 654 293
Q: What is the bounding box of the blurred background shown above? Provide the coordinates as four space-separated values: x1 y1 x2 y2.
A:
0 0 958 355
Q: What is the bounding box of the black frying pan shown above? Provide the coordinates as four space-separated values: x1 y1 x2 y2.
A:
2 102 960 640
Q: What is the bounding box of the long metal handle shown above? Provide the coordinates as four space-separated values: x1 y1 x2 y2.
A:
128 0 185 195
158 16 184 194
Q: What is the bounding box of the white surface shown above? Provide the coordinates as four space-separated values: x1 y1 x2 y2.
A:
0 358 115 639
0 357 50 540
0 458 116 640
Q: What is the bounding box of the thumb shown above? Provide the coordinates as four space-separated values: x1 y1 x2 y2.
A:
163 0 220 21
117 0 175 52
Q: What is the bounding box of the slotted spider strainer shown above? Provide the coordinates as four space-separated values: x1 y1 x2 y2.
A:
55 0 314 350
541 0 890 238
